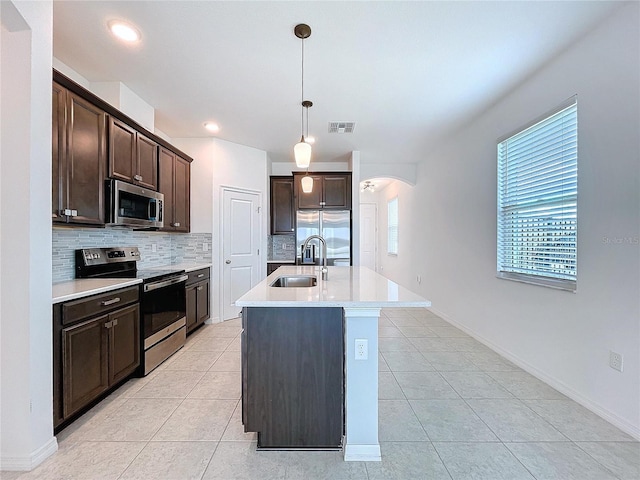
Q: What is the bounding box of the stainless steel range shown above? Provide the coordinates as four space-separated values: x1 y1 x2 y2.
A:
75 246 188 375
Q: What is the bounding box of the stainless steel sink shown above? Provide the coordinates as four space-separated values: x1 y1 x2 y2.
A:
270 275 318 288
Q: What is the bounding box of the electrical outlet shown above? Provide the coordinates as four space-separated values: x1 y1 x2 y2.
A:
282 243 288 250
416 274 422 284
151 243 157 253
203 242 208 251
609 351 623 372
355 339 368 360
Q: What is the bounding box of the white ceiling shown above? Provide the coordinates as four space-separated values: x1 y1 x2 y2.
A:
53 1 621 165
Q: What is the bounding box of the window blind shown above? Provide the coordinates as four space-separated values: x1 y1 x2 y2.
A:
497 98 577 291
388 197 398 255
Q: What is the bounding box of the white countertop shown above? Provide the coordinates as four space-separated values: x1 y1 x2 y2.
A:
267 259 296 264
53 278 142 303
236 266 431 308
149 262 212 273
52 263 211 303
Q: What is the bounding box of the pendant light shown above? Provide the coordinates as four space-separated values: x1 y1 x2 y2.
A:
301 173 314 193
294 24 312 168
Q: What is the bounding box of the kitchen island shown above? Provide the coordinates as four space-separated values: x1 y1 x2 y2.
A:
236 266 430 461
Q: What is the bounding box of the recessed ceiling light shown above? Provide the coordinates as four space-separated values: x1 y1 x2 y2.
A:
108 20 141 43
204 122 219 133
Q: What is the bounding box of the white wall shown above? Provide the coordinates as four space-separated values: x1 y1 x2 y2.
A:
375 4 640 437
1 0 56 470
174 137 268 322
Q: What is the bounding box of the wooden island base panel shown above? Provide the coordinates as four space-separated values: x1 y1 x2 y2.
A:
235 266 430 461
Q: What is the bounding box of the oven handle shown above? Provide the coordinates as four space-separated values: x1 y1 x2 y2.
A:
144 274 189 292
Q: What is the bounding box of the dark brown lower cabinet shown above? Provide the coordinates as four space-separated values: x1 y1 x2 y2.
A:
62 315 109 419
186 268 210 335
54 287 140 430
242 307 344 449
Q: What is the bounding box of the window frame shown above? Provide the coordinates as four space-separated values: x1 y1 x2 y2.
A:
387 196 399 256
496 96 578 292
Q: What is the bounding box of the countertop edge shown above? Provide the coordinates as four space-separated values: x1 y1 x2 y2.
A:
53 278 142 304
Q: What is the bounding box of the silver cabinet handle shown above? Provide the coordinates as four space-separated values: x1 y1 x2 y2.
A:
100 297 121 306
112 319 118 327
171 222 181 227
197 273 204 278
134 174 142 181
225 260 231 264
104 320 112 328
197 286 203 291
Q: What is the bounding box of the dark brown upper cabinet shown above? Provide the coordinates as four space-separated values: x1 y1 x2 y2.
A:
52 82 107 226
109 117 158 190
159 146 190 232
293 172 352 210
270 176 295 234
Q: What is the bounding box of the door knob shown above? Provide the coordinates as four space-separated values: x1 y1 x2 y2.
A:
225 260 231 264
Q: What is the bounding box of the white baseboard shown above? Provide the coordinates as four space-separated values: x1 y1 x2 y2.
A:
1 436 58 472
344 444 381 462
430 307 640 441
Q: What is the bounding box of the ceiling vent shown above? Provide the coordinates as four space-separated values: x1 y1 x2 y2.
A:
329 122 355 134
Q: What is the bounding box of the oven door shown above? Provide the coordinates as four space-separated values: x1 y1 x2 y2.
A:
142 274 188 348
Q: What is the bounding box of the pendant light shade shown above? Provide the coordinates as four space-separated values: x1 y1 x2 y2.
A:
294 138 311 168
301 174 314 193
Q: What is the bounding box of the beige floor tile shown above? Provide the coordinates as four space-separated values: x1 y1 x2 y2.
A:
434 442 535 480
284 450 368 479
209 350 241 372
378 399 428 441
152 398 236 441
441 371 514 399
161 349 222 372
506 442 619 480
221 401 257 441
382 350 435 372
396 325 438 337
378 372 405 399
119 441 217 480
69 397 181 442
202 441 288 479
130 370 205 398
366 442 451 480
576 442 640 479
188 371 241 400
206 325 241 338
226 337 241 351
15 441 145 480
186 335 233 352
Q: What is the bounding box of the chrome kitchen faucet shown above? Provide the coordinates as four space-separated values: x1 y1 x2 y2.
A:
303 235 328 280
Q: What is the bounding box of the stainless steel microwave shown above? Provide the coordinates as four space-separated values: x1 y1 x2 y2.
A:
106 179 164 228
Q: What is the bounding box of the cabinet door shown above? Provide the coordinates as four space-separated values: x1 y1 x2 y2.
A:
158 147 175 230
66 92 107 225
52 83 67 223
295 174 323 209
196 280 210 325
62 315 109 418
173 155 190 232
109 304 140 385
185 283 198 333
270 177 295 234
109 117 136 183
323 175 351 209
244 307 344 447
136 133 158 190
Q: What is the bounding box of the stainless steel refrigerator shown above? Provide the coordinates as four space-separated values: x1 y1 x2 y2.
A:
296 210 351 266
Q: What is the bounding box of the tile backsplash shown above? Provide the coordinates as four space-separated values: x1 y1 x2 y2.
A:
53 227 212 283
268 234 296 261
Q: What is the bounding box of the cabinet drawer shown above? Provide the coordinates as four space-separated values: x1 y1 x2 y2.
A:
186 268 210 285
62 286 139 325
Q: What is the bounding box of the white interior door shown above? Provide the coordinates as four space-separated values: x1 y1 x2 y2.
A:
359 203 377 271
222 188 261 320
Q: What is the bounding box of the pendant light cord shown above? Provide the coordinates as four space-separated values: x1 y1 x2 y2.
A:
301 36 305 140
